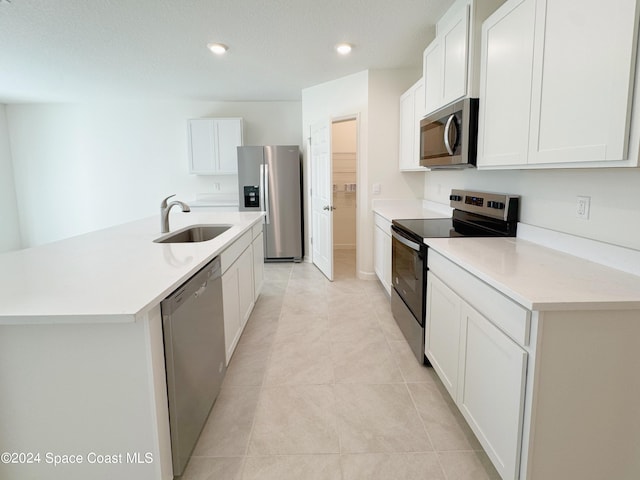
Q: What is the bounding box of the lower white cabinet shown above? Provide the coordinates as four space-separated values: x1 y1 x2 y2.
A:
426 258 527 480
237 246 254 329
427 250 640 480
252 231 264 300
459 302 527 480
222 247 254 364
425 272 462 399
221 227 258 364
373 213 392 295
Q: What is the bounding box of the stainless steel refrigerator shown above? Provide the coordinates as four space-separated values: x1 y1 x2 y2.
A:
237 145 303 261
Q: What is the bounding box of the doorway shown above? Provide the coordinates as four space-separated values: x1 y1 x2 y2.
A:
331 118 358 277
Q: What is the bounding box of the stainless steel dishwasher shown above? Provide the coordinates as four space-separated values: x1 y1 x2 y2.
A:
161 256 226 477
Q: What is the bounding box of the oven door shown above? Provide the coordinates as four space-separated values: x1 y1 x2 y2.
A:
391 228 425 324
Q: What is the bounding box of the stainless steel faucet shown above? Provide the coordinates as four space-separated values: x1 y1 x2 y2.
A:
160 194 191 233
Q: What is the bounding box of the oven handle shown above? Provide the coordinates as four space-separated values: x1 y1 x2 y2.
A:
392 230 422 252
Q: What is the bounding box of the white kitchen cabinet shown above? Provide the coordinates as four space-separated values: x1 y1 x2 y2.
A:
425 272 462 399
423 0 504 115
423 245 640 480
373 214 392 295
221 229 255 364
252 230 264 300
426 251 529 479
399 78 428 171
477 0 535 167
237 246 254 329
187 117 243 175
478 0 640 169
423 5 468 115
222 265 241 364
459 302 527 480
423 39 444 115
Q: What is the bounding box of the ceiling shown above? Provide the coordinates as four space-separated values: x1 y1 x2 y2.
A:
0 0 454 103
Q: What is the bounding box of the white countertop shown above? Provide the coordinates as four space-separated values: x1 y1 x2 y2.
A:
425 236 640 311
0 211 264 325
372 199 452 222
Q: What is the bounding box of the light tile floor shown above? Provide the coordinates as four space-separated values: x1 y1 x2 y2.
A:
180 249 500 480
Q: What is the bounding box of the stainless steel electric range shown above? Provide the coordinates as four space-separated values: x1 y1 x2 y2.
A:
391 189 520 364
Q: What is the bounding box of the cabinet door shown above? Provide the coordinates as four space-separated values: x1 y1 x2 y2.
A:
425 272 462 399
252 232 264 300
400 79 427 171
423 39 443 115
237 247 255 329
222 267 241 364
188 119 215 174
528 0 639 164
441 4 470 105
458 303 527 480
477 0 535 167
374 225 386 286
399 88 416 171
382 231 391 295
215 118 243 174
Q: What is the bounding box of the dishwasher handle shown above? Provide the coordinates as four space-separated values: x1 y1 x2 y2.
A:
194 282 208 297
161 257 221 316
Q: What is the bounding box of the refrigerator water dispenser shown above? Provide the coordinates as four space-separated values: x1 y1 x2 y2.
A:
243 185 260 208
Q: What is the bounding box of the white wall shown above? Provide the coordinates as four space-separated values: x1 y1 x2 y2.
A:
302 68 423 277
424 168 640 251
0 105 21 253
6 100 301 247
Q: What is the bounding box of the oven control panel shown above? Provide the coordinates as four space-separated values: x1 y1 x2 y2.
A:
449 189 519 221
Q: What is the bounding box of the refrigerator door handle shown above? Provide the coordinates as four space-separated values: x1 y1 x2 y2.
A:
261 163 270 224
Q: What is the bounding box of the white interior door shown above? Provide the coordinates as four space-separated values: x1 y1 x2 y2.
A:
310 121 333 281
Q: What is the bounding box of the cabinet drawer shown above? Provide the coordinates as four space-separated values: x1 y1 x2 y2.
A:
221 230 252 274
428 250 530 346
374 213 392 234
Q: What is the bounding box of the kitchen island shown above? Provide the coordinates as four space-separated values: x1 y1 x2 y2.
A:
0 211 264 480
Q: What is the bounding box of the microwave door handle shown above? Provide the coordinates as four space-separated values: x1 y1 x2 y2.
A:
444 114 456 155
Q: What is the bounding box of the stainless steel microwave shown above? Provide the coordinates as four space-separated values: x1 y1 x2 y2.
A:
419 98 479 169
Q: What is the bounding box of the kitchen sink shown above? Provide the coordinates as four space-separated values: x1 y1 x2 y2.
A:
153 224 232 243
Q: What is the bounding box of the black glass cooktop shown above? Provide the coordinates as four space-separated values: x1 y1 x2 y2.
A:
393 210 517 242
392 218 455 239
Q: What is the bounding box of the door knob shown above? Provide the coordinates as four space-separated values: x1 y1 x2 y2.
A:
323 205 336 211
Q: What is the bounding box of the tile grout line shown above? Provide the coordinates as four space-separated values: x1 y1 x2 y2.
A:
237 263 292 478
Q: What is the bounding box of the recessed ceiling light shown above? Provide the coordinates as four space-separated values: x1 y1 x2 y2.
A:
207 43 229 55
336 43 353 55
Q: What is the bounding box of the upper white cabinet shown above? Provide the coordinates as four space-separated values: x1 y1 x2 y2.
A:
423 0 504 116
399 78 428 171
187 117 243 175
476 0 535 166
478 0 640 169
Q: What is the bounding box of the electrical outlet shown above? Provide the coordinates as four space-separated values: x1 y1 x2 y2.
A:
576 196 591 219
372 183 381 195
